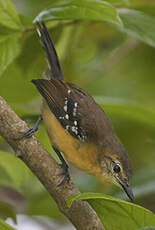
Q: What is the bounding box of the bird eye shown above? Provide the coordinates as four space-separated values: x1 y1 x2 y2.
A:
113 164 121 173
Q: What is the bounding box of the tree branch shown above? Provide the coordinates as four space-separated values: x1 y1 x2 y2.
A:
0 96 105 230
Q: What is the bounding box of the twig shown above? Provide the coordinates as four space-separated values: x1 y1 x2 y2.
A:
0 96 105 230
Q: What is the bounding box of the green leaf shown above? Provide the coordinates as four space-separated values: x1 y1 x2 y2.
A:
133 5 155 18
0 0 22 29
0 151 28 189
34 0 122 26
117 9 155 47
106 0 130 5
0 33 21 76
137 227 155 230
28 189 62 219
19 14 33 27
95 97 155 128
67 193 155 230
0 202 16 223
0 218 16 230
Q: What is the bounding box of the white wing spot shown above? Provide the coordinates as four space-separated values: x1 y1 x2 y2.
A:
65 114 69 119
68 90 71 94
65 99 68 105
74 121 77 126
77 135 82 140
77 134 86 141
72 126 78 135
73 108 77 116
66 125 69 130
74 102 78 107
64 105 67 112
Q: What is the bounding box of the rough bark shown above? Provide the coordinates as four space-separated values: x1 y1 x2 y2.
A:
0 96 105 230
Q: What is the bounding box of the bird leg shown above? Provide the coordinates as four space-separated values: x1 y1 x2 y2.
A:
16 116 42 140
52 146 70 185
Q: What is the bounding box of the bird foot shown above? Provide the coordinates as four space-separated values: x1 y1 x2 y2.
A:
15 116 42 140
16 126 38 140
58 162 70 186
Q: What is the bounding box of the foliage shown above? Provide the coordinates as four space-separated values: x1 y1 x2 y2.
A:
0 0 155 229
0 218 16 230
33 0 122 26
68 193 155 230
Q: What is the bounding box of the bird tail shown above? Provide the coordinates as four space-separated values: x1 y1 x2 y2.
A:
36 22 64 80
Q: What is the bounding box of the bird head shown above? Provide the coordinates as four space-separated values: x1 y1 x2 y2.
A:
99 137 134 201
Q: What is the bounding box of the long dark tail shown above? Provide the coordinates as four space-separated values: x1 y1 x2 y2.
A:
36 22 64 80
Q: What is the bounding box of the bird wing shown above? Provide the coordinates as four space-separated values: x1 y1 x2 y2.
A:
32 79 114 143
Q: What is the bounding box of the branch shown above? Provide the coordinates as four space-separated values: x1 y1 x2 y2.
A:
0 96 105 230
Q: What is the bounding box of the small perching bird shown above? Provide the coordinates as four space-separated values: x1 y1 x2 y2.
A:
18 22 134 201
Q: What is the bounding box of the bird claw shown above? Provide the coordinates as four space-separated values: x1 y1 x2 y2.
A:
15 116 42 141
58 163 70 186
16 126 38 141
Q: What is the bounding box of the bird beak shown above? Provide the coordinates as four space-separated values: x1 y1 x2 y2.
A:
116 176 134 202
119 179 134 202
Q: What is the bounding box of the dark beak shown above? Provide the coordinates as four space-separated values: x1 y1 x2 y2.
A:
119 179 134 202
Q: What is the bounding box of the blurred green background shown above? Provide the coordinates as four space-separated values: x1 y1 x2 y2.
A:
0 0 155 229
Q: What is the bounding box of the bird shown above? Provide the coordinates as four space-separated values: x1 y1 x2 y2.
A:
18 22 134 201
